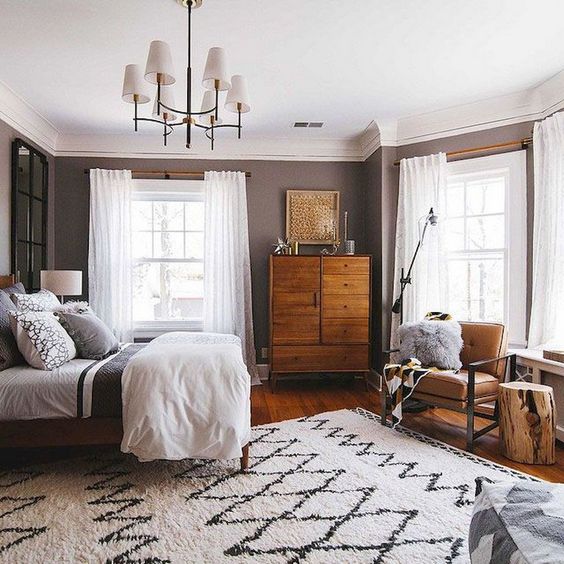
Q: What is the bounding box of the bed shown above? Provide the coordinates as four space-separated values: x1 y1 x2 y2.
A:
0 275 251 470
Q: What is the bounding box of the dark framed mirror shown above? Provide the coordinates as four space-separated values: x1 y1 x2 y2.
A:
11 138 49 291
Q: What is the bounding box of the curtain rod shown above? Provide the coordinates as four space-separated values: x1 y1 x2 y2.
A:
83 169 252 179
392 137 533 166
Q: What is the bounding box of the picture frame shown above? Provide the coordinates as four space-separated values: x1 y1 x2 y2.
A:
286 189 340 244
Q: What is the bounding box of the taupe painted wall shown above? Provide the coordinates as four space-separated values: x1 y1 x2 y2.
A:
366 121 536 369
54 156 366 359
0 119 55 274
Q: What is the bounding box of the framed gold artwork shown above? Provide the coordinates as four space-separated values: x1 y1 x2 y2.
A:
286 190 340 244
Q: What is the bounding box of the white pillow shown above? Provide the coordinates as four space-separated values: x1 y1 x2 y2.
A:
9 311 76 370
11 289 61 313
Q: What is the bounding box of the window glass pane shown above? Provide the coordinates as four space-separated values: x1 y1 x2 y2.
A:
447 256 504 323
185 201 204 231
466 215 504 250
132 232 152 259
466 177 504 215
17 148 30 194
153 201 184 231
185 233 204 259
133 262 204 322
17 195 29 240
445 181 465 217
132 201 153 231
443 218 465 252
153 232 184 258
32 154 44 198
32 198 43 243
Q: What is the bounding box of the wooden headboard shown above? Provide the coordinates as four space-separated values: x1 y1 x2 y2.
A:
0 275 16 289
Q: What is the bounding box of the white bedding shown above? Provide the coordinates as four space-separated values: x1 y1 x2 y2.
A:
120 332 251 462
0 359 93 421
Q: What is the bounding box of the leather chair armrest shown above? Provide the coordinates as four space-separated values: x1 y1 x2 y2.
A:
383 348 400 356
468 353 517 387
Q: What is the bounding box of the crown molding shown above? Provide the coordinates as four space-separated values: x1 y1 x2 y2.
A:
2 69 563 162
55 133 365 162
0 80 59 154
365 69 564 154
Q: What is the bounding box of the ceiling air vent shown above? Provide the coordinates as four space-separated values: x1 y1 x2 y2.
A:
293 121 324 128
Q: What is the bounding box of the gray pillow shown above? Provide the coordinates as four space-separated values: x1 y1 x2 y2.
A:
399 319 463 370
0 300 24 370
56 311 119 360
1 282 26 297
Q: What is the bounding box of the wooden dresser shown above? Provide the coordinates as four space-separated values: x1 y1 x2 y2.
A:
269 255 371 390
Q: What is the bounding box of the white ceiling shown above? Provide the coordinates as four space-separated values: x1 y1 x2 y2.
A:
1 0 563 148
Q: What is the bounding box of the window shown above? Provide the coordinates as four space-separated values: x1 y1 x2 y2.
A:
443 152 527 346
132 180 204 335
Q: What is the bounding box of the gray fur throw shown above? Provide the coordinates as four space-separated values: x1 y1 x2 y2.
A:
399 319 463 370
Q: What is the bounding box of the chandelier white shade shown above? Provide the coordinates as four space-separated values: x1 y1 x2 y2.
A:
122 0 250 151
199 90 222 125
202 47 231 91
153 87 177 122
144 40 176 85
122 64 150 104
225 75 251 113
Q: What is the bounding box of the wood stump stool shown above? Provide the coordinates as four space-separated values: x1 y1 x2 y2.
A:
499 382 556 465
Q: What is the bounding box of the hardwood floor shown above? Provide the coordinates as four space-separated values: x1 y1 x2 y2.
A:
2 376 563 482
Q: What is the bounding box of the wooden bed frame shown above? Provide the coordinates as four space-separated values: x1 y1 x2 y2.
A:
0 274 250 471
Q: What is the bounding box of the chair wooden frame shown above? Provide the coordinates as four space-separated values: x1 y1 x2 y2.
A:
380 349 517 452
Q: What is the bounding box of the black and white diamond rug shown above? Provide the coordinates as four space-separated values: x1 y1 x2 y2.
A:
0 409 536 563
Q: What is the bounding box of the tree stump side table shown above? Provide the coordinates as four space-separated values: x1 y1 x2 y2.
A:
499 381 556 465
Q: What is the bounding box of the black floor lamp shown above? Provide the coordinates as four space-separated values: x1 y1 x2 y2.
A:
392 207 439 323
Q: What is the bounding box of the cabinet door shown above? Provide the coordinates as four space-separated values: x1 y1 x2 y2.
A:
271 256 320 345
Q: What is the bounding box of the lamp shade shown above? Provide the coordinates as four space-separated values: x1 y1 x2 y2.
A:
40 270 82 296
153 86 177 122
198 90 222 125
145 40 176 85
225 74 250 113
122 64 150 104
202 47 231 91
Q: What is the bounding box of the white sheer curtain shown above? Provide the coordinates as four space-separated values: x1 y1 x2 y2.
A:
88 169 133 342
203 171 257 379
529 112 564 348
391 153 448 345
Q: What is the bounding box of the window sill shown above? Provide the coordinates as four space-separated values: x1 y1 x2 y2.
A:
133 321 203 341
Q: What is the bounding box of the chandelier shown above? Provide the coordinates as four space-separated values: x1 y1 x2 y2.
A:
121 0 250 151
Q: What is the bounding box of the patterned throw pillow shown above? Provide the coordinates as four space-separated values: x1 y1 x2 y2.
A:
11 289 61 312
10 311 76 370
0 298 24 370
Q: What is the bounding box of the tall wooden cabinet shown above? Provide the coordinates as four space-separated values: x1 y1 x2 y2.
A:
269 255 371 390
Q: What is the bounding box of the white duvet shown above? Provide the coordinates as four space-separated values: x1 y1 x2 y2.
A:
120 332 251 462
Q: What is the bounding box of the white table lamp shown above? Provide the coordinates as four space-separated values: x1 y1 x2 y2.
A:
40 270 82 302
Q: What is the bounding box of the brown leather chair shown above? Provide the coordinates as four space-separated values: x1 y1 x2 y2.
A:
381 322 516 452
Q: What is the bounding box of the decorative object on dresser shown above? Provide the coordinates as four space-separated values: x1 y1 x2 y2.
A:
40 270 83 302
11 139 49 291
286 189 340 244
343 211 355 255
499 381 556 465
269 255 371 391
543 349 564 363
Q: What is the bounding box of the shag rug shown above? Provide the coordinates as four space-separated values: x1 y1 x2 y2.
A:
0 409 537 563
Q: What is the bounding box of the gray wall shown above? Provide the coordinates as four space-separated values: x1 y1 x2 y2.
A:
0 119 55 274
53 156 366 359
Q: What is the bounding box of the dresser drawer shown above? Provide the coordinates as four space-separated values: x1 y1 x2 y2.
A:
322 294 369 318
323 318 369 343
323 274 369 295
322 257 370 276
272 256 320 291
272 315 319 345
272 345 369 372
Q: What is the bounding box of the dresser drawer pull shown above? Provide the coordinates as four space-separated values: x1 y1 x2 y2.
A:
343 283 348 287
343 305 348 308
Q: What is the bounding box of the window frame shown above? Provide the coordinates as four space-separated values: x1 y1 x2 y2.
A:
445 151 527 347
132 179 205 338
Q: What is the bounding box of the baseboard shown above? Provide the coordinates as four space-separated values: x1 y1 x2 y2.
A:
257 364 270 382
